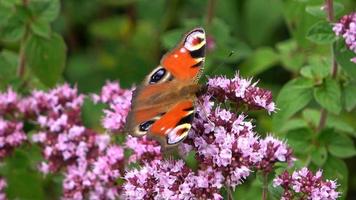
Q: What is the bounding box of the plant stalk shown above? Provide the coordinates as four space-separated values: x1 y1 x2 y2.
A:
262 173 268 200
317 0 337 132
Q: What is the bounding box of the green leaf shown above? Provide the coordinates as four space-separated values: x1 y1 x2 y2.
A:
344 81 356 111
0 50 18 88
310 145 327 166
0 4 12 26
323 156 348 197
1 147 45 200
314 78 341 114
240 47 279 76
306 21 336 44
279 118 308 133
36 0 60 22
334 40 356 78
273 78 314 131
305 3 344 18
329 134 356 158
302 109 355 135
301 57 329 80
321 129 356 158
25 33 67 87
286 128 313 153
276 39 305 72
0 15 25 42
30 19 51 38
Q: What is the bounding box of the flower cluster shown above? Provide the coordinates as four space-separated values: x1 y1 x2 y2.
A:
207 73 276 114
122 160 223 200
125 135 162 164
180 94 293 188
92 81 132 132
22 84 90 173
62 145 124 200
0 88 27 159
273 168 339 200
333 12 356 63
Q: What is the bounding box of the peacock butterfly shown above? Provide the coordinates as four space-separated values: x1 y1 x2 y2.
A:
124 28 206 148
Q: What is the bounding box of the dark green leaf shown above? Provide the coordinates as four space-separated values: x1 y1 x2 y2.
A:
306 21 336 44
286 128 313 153
321 129 356 158
0 50 18 89
344 81 356 111
0 4 12 26
273 78 314 131
314 78 341 114
25 33 67 87
0 15 25 42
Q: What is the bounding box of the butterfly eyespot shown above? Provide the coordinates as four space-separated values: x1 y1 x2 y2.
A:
149 68 166 84
184 30 206 52
139 120 155 131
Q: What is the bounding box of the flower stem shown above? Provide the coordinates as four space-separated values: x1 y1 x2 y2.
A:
317 0 337 132
262 173 268 200
17 1 30 79
206 0 217 27
227 186 233 200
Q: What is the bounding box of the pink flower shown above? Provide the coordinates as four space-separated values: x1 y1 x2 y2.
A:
180 93 293 188
0 119 27 159
273 168 340 200
207 73 276 114
122 160 223 200
125 135 162 164
0 177 7 200
62 145 124 200
333 12 356 63
92 81 132 132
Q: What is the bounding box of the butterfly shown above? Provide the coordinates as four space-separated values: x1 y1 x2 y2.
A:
124 28 206 148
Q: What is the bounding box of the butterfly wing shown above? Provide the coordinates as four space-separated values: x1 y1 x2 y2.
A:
125 28 206 147
143 28 206 85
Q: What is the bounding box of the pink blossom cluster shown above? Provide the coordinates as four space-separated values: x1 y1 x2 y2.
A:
21 84 90 173
0 178 7 200
180 95 293 188
125 135 162 164
273 168 339 200
62 145 124 200
123 160 223 200
207 73 276 114
92 81 132 132
0 88 27 159
333 12 356 63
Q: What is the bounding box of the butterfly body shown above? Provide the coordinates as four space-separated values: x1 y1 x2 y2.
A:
125 28 206 148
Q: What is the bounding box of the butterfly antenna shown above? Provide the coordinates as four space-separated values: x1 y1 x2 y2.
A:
204 50 236 81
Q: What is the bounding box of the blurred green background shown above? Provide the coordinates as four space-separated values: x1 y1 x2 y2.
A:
1 0 356 199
